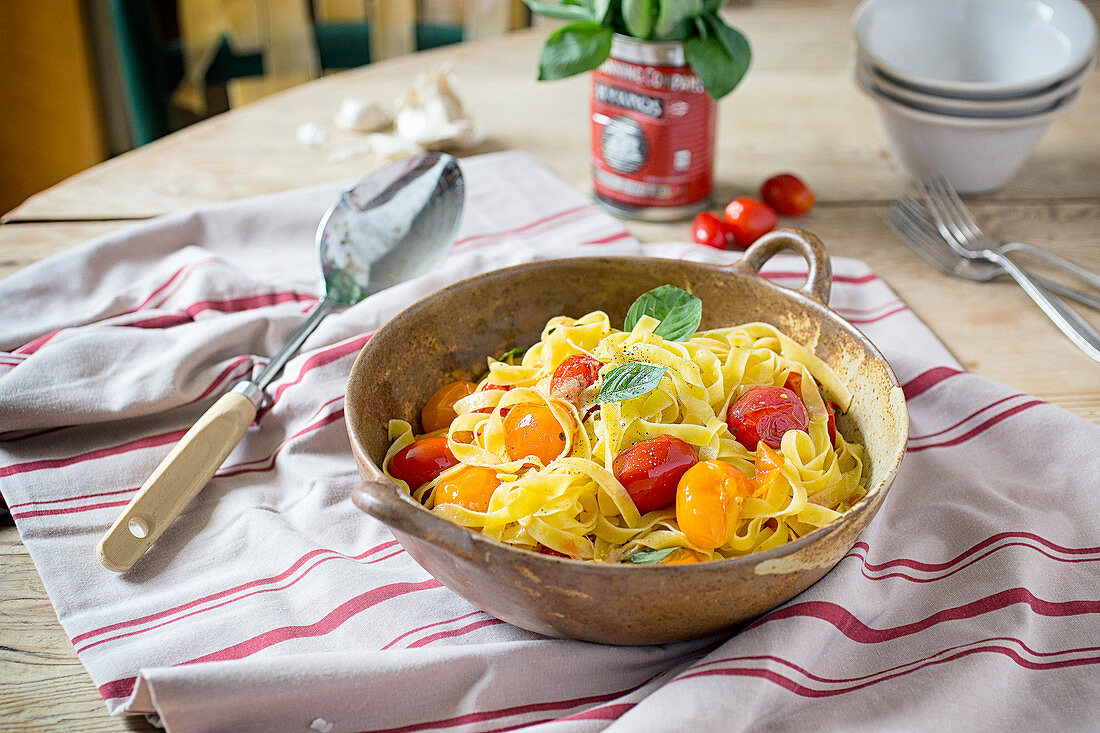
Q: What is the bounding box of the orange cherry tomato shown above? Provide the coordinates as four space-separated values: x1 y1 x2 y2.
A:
754 442 785 487
612 434 698 514
503 403 571 464
675 461 753 550
691 211 732 250
723 196 778 249
550 354 602 405
434 465 501 512
726 386 809 451
761 174 815 217
783 371 837 444
421 380 477 433
388 436 459 490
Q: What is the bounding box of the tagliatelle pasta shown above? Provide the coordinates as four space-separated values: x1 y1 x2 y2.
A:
383 293 865 565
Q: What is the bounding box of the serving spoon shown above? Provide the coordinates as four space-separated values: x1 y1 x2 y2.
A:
97 152 465 572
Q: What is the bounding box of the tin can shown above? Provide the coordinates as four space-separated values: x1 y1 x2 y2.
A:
590 35 716 221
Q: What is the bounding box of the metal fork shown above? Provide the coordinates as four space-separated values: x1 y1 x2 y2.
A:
918 178 1100 363
920 174 1100 292
889 199 1100 312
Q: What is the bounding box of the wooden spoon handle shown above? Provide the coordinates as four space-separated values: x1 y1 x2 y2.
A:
96 384 260 572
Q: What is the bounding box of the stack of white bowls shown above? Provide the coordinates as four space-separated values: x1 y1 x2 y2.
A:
853 0 1097 193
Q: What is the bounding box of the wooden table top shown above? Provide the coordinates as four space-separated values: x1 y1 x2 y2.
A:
2 0 1098 728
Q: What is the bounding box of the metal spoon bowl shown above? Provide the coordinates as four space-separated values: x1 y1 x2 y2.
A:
97 152 465 572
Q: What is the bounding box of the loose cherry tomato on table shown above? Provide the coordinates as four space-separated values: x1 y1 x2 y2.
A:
691 211 733 250
612 434 699 513
782 371 837 444
434 465 501 512
723 197 778 249
726 385 809 451
421 380 477 433
761 174 815 217
675 460 753 550
503 403 571 464
388 436 459 490
550 354 602 405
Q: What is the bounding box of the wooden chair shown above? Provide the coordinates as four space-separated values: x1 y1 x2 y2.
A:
107 0 528 146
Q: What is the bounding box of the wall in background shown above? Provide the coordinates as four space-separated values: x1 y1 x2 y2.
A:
0 0 109 216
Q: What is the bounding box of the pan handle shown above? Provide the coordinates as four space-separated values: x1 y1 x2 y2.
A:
352 477 431 537
730 228 832 307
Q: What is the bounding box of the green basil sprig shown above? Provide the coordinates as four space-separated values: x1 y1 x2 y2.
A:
625 547 679 564
595 362 668 404
624 284 702 342
523 0 751 100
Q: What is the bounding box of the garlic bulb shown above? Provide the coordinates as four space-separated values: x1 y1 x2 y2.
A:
393 62 481 150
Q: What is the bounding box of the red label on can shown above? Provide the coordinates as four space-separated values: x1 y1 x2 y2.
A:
590 55 715 211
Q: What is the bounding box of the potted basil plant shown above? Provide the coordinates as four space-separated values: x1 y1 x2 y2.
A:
523 1 752 220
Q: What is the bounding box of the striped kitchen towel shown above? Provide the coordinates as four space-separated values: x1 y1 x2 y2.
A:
1 150 1097 732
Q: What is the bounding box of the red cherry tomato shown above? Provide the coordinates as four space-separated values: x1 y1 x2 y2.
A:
723 197 778 249
389 436 459 489
421 381 477 433
761 174 815 217
675 460 752 549
691 211 732 250
612 434 699 514
782 371 837 444
474 383 513 415
726 385 809 451
550 354 602 405
503 403 571 464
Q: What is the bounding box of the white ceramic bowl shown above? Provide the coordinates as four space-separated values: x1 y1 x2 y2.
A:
853 0 1098 99
855 53 1094 118
857 75 1082 193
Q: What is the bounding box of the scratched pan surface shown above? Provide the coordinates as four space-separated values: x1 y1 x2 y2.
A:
346 228 909 645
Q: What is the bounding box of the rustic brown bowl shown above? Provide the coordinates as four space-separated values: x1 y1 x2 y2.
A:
346 228 908 645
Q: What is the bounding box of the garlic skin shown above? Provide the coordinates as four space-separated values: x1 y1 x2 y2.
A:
394 62 482 151
333 98 392 133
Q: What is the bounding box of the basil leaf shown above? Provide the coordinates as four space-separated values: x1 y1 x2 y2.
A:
590 0 613 23
624 284 702 342
498 346 527 362
522 0 595 22
538 22 614 81
685 15 751 99
625 547 679 564
654 0 707 39
622 0 657 39
595 363 668 404
704 13 751 73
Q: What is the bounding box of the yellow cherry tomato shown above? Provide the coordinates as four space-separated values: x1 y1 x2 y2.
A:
503 403 571 464
433 465 501 512
421 380 477 433
675 460 753 550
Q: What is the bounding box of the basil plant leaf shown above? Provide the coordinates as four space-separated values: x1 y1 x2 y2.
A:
595 363 669 404
685 15 751 99
590 0 614 23
654 0 707 39
624 284 702 342
705 13 752 76
625 547 679 564
538 22 614 81
622 0 658 39
522 0 595 22
498 346 527 362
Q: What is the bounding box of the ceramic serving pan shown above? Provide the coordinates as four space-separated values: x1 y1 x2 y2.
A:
346 228 908 645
